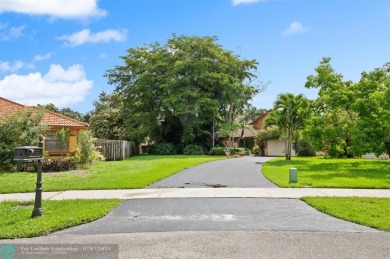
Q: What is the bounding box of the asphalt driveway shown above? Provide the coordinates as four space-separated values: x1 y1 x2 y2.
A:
147 156 276 188
53 198 377 235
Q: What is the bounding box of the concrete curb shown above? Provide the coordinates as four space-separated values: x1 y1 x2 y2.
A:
1 188 390 201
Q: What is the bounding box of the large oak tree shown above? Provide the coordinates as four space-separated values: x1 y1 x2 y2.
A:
104 35 263 149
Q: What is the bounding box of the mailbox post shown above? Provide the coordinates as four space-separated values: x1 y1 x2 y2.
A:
14 135 44 218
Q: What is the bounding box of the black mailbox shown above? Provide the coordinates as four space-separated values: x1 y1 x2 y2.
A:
14 146 43 161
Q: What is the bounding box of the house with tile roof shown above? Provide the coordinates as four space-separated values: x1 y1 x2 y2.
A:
0 97 88 156
230 125 257 149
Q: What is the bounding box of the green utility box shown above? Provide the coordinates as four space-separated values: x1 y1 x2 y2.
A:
289 167 298 183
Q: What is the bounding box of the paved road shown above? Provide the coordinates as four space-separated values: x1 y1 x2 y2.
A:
148 156 276 188
53 198 377 235
3 231 390 259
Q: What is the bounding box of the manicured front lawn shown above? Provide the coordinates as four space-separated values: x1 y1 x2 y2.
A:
0 199 121 239
302 197 390 232
262 157 390 188
0 155 225 193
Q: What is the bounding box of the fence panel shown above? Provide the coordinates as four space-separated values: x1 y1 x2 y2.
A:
94 139 137 161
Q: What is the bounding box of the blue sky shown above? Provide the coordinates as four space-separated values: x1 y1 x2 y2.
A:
0 0 389 113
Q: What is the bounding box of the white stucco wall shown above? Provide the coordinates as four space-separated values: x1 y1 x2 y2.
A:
267 140 296 157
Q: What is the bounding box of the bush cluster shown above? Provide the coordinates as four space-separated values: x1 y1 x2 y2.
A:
209 147 251 156
38 157 77 172
0 110 46 167
230 148 249 155
294 140 316 156
209 147 226 156
74 130 105 167
183 145 205 155
150 143 177 155
252 146 261 156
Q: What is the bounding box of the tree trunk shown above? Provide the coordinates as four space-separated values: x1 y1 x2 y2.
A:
385 141 390 156
286 128 291 160
212 117 215 148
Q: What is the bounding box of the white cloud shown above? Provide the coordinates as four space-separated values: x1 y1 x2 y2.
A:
57 29 128 47
0 60 29 72
0 64 93 108
232 0 263 6
282 21 311 36
0 0 106 20
100 53 107 59
0 24 25 41
34 52 55 61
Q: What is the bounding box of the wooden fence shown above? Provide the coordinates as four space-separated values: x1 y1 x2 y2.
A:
94 139 138 161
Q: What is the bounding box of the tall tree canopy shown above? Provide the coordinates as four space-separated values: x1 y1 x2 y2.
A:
305 57 390 157
352 62 390 156
304 57 356 157
89 92 126 140
105 35 263 150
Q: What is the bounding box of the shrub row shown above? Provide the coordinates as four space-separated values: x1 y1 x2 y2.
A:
208 147 251 156
209 147 226 156
35 157 77 172
148 144 255 156
150 143 207 155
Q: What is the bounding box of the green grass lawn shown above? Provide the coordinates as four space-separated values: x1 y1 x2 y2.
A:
0 155 225 193
0 199 121 239
302 197 390 232
262 157 390 188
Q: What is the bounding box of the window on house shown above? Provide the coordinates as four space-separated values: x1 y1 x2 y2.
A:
45 132 68 151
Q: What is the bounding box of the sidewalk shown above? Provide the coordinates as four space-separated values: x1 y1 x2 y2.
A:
1 187 390 201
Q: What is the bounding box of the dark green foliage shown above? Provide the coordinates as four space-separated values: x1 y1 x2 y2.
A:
229 147 247 155
294 139 315 156
243 138 255 150
0 109 46 167
104 34 262 149
38 157 77 172
150 143 177 155
209 147 226 156
89 92 127 140
256 127 281 142
161 116 184 147
305 57 390 157
183 145 205 155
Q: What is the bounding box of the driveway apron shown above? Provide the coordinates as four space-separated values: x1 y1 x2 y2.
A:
147 156 276 188
51 157 381 235
53 198 378 235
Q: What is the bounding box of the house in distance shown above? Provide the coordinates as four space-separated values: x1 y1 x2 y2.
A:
0 97 88 156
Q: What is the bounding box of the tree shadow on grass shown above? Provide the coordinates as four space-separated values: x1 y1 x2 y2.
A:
306 171 390 181
264 159 311 167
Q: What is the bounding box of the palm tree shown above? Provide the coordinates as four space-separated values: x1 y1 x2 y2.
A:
265 93 307 160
